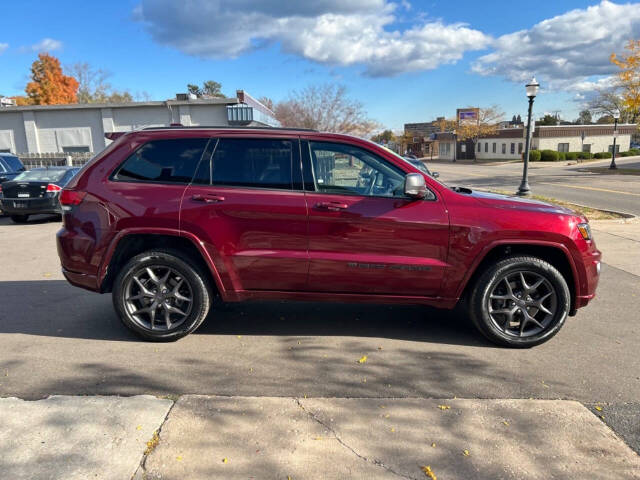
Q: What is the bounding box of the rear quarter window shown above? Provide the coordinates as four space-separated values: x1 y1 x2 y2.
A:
112 138 209 184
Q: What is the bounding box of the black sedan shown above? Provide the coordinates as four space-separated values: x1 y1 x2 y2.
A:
0 166 79 223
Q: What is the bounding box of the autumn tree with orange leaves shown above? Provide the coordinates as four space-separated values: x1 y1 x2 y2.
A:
610 40 640 123
25 53 78 105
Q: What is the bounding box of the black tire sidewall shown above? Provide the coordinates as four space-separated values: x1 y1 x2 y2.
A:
471 256 570 348
10 214 29 223
113 250 210 341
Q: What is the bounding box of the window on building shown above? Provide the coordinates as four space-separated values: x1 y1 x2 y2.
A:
608 144 620 154
518 143 523 154
477 142 481 152
440 143 451 156
510 143 515 154
501 144 506 154
582 144 591 153
113 138 209 184
485 142 488 153
492 143 496 153
308 141 412 198
62 146 91 154
0 149 11 153
207 138 296 190
557 143 569 153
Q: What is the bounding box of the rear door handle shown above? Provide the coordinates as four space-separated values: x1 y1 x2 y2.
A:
315 201 348 211
191 194 225 203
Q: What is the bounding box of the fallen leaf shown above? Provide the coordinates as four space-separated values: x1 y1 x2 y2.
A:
503 421 509 426
431 442 436 448
176 455 183 461
136 425 142 431
421 465 437 479
237 335 242 339
358 355 368 364
595 406 603 411
222 457 228 464
43 272 52 278
384 414 390 418
463 449 470 456
437 405 450 410
391 427 395 433
377 346 383 350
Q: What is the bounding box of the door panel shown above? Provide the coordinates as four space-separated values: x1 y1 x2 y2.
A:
306 193 449 296
303 140 449 297
180 137 309 292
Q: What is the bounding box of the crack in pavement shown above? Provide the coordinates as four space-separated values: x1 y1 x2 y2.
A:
132 399 177 480
295 397 419 480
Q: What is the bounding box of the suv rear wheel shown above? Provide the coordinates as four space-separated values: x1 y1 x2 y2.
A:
469 256 570 348
113 250 211 341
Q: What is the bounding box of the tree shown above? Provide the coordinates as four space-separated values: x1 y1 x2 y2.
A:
187 81 225 98
25 53 78 105
537 114 559 126
587 89 634 123
456 106 504 156
274 84 378 136
67 62 134 103
258 96 275 111
371 130 396 144
610 39 640 123
576 109 592 124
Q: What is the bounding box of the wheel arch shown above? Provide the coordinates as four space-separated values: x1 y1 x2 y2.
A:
457 241 578 313
99 230 225 297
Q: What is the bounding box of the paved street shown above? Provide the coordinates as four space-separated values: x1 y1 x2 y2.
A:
431 155 640 216
1 171 640 478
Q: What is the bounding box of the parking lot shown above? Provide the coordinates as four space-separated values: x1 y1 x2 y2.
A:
0 213 638 404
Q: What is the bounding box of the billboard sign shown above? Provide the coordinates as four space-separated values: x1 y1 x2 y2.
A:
457 108 479 126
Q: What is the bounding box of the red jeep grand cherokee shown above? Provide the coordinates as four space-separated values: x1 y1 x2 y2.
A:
56 127 601 346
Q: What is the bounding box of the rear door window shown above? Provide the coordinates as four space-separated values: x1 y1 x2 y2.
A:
2 155 24 172
204 138 297 190
113 138 209 184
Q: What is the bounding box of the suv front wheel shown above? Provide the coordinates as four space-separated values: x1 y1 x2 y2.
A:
469 256 570 348
113 250 212 341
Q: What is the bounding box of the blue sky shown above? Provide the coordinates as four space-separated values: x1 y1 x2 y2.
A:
1 1 638 131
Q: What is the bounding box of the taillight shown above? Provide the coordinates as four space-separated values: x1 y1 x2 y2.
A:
59 189 87 207
46 183 62 193
0 185 3 194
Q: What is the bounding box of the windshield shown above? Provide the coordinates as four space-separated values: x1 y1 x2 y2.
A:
13 169 69 183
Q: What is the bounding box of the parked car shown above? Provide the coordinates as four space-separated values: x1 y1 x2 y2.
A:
0 153 26 183
0 166 79 223
56 127 601 346
403 156 439 178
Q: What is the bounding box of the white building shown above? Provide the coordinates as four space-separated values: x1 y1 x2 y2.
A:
475 124 637 160
0 90 278 156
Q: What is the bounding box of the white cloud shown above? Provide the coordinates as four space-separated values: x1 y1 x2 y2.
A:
472 1 640 92
135 0 490 76
31 38 62 52
0 43 8 54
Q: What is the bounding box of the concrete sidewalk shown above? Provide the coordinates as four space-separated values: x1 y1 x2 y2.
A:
2 395 639 480
591 217 640 277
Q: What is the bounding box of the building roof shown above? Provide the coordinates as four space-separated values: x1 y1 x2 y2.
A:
0 97 239 113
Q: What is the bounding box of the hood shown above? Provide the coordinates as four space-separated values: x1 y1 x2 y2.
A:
469 190 578 216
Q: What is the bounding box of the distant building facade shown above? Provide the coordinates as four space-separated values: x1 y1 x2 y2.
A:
0 90 278 156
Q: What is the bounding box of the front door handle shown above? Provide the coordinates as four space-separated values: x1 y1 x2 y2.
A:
191 194 225 203
315 201 348 211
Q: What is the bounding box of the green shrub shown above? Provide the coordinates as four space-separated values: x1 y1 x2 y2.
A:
619 151 632 157
557 152 566 161
577 151 592 160
628 148 640 156
593 152 612 159
529 150 541 162
540 149 559 161
565 152 579 160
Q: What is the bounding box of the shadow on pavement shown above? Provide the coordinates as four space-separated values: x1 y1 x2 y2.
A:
0 280 488 347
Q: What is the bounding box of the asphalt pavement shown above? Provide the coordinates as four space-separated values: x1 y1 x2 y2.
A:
430 155 640 216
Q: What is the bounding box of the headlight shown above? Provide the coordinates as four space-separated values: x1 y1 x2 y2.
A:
577 222 592 241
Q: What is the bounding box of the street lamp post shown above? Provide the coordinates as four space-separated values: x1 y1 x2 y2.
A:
517 77 540 196
609 110 620 170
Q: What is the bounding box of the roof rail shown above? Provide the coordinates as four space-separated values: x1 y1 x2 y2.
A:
141 125 318 132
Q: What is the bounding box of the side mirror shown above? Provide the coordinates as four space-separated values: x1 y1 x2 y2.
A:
432 172 440 179
404 173 427 199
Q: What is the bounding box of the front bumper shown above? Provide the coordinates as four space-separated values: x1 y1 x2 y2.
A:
0 196 61 215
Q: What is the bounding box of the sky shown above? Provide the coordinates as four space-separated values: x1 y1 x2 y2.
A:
1 0 639 131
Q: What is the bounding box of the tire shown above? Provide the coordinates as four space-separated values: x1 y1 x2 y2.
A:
113 249 212 341
10 214 29 223
468 256 570 348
